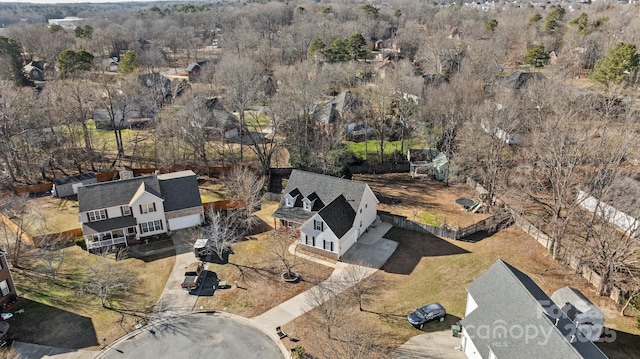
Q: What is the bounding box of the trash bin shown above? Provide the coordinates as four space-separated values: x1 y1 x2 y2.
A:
451 324 460 337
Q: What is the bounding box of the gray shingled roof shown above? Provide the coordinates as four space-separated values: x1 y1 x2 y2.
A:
461 260 608 359
82 216 137 235
157 170 202 211
77 176 161 213
53 172 96 186
273 170 369 238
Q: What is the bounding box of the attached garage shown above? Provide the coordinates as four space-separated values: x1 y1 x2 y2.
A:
168 214 202 231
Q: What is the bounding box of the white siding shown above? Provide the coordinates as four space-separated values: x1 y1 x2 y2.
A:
300 215 338 253
462 328 482 359
465 292 478 316
130 192 166 236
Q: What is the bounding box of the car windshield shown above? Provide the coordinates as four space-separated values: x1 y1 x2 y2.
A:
415 308 428 319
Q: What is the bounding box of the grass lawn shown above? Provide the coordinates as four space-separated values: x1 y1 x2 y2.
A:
198 178 227 203
194 199 334 317
345 139 416 160
280 175 640 359
22 196 81 234
9 245 174 349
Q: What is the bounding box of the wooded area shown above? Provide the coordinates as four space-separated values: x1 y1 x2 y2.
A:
0 0 639 320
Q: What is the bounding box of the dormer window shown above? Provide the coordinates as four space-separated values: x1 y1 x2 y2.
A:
303 198 315 211
284 193 297 207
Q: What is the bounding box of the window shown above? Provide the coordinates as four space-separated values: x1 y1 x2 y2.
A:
305 236 315 246
303 198 312 211
323 240 334 252
88 209 107 222
121 206 131 216
360 208 362 213
140 203 156 214
0 280 9 296
140 220 163 233
360 220 362 227
285 194 296 207
314 220 323 231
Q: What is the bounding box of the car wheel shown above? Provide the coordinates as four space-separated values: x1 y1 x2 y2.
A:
439 316 445 322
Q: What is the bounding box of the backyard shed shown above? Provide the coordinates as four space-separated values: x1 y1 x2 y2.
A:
551 286 604 341
52 173 97 198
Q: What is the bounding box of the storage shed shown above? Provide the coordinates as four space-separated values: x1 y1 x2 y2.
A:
52 173 97 198
551 286 605 341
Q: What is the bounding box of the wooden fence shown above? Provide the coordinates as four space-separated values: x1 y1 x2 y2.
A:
32 228 84 244
377 210 512 241
0 213 35 246
203 199 246 211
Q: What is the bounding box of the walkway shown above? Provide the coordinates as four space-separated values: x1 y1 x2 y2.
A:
251 222 396 329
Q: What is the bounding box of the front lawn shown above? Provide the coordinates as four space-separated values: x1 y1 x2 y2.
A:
10 245 174 349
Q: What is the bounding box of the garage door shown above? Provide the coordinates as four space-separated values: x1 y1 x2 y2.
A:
168 214 201 231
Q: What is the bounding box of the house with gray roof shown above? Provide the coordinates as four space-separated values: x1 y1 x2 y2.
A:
52 172 97 198
272 170 379 259
77 170 203 252
460 259 608 359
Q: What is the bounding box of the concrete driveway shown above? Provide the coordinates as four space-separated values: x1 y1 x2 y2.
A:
393 330 466 359
152 231 206 319
97 312 286 359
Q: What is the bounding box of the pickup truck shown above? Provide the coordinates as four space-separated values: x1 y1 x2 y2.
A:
181 262 205 290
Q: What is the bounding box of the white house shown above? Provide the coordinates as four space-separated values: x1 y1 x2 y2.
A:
460 260 608 359
272 170 379 259
77 170 203 252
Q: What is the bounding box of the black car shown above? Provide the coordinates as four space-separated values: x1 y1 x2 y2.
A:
407 302 446 329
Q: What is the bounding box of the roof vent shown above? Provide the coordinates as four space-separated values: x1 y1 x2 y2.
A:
570 335 576 343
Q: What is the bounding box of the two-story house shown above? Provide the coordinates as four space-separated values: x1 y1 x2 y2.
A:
77 170 203 252
272 170 379 259
460 259 608 359
0 251 17 308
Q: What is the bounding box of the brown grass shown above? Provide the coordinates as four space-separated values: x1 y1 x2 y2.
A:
282 174 640 359
9 245 174 350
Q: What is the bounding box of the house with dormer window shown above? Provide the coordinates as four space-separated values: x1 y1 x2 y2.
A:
273 170 379 259
77 170 203 252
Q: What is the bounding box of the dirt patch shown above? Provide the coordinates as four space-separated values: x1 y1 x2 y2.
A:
354 173 489 228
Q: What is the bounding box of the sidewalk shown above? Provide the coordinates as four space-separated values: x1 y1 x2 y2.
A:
251 222 396 330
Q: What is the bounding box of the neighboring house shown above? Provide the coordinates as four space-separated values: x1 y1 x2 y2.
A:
272 170 379 260
47 16 84 29
407 148 448 180
480 118 522 145
0 251 17 309
314 91 359 130
577 174 640 236
203 97 240 140
52 173 97 198
460 259 608 359
22 61 46 81
186 61 207 82
551 286 605 342
77 170 203 252
104 56 119 72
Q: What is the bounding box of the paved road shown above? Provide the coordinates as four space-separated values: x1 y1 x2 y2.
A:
97 313 284 359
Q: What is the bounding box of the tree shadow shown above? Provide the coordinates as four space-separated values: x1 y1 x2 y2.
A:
381 227 470 275
457 230 492 243
7 298 98 349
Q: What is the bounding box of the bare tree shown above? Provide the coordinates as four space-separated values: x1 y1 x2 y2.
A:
215 54 263 162
341 264 378 312
270 231 300 281
35 234 69 283
0 194 39 268
306 282 344 339
81 249 138 308
201 209 242 262
222 167 265 235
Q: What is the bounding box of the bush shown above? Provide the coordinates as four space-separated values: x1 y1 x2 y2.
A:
636 314 640 330
74 237 86 249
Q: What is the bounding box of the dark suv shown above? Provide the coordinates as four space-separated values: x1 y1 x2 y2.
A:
407 302 446 329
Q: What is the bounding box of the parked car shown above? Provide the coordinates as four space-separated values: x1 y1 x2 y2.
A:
193 238 209 259
407 302 446 329
181 262 205 290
